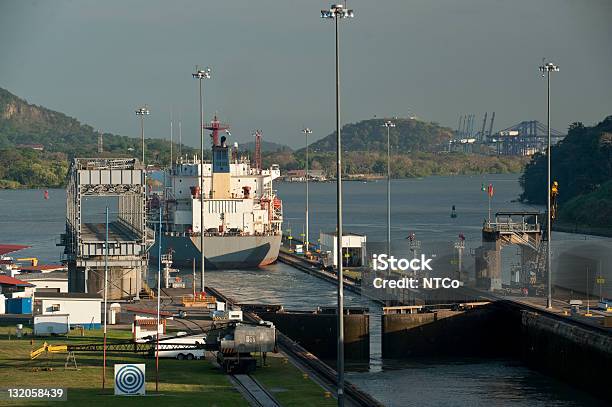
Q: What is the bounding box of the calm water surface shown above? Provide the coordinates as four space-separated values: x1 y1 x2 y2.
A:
0 175 605 406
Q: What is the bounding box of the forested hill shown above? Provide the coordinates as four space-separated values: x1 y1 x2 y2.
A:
0 86 150 156
240 140 292 153
304 118 453 153
0 87 192 188
520 116 612 229
520 116 612 205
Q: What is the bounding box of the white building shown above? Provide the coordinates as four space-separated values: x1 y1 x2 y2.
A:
33 292 102 329
16 272 68 295
320 232 367 268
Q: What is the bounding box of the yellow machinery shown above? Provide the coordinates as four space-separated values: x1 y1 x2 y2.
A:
17 257 38 266
182 294 216 308
31 342 68 359
550 181 559 221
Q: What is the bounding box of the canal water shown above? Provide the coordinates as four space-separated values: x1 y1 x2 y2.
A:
0 174 606 405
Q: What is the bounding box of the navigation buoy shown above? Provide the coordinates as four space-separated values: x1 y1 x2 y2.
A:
450 205 457 218
44 190 49 200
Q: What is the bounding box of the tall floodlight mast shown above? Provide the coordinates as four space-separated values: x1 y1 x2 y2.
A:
321 4 354 406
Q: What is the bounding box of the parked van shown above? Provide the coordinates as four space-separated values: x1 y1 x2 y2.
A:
155 334 207 360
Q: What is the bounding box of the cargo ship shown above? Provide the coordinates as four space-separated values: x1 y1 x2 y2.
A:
148 117 283 269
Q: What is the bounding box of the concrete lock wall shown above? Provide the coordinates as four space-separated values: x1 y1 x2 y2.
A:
381 301 611 402
68 264 140 299
475 241 502 291
521 311 612 401
381 304 518 358
258 311 369 361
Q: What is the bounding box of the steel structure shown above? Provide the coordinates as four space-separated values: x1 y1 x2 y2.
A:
61 158 150 299
491 120 565 156
253 130 263 172
476 211 543 291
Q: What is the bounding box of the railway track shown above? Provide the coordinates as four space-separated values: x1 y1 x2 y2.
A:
231 374 281 407
206 286 384 407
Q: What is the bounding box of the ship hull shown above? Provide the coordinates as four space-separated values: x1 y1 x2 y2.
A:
150 234 281 270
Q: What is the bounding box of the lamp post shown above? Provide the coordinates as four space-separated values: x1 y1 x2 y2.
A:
321 4 353 406
539 61 559 309
302 128 313 252
192 66 211 294
156 207 162 391
170 111 174 167
383 120 395 256
135 106 150 164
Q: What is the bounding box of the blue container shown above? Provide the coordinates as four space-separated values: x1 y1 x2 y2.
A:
6 297 32 314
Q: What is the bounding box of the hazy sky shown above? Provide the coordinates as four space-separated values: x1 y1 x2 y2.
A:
1 0 611 149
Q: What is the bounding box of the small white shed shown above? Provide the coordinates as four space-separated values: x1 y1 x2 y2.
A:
33 292 102 329
34 314 70 336
320 232 367 267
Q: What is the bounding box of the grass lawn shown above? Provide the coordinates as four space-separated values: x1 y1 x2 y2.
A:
0 325 246 406
0 324 339 406
252 355 336 407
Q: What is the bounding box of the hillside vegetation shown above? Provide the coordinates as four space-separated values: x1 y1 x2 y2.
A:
265 117 527 178
1 86 528 188
304 118 452 153
0 87 194 188
520 116 612 228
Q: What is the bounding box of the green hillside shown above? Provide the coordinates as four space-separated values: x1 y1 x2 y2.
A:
304 118 453 153
0 87 193 188
278 117 527 178
520 115 612 229
558 180 612 229
0 87 529 188
240 140 292 153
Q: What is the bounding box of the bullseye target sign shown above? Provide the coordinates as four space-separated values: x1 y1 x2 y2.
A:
114 364 146 395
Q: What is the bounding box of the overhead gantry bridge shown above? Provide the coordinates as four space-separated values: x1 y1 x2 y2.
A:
60 158 152 299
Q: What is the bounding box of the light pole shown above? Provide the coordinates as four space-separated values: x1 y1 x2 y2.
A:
193 66 211 294
135 106 150 164
383 120 396 256
102 206 108 389
321 4 353 406
302 128 313 252
170 111 174 167
539 61 559 309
